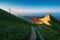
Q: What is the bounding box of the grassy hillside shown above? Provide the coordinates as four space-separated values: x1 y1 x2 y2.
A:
0 9 31 40
0 9 60 40
35 14 60 40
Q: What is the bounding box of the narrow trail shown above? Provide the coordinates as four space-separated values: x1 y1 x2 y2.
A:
29 27 36 40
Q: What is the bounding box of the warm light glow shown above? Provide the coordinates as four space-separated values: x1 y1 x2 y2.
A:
32 18 43 24
32 14 51 26
40 14 51 25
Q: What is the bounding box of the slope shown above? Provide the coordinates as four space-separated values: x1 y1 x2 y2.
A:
0 9 31 40
35 14 60 40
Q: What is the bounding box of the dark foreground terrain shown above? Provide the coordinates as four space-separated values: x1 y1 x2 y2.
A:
0 9 32 40
0 9 60 40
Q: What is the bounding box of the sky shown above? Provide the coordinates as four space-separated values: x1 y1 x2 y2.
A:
0 0 60 15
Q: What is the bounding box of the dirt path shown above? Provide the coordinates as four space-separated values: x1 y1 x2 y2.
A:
29 27 36 40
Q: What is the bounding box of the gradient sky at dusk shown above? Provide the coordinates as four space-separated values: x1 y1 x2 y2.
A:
0 0 60 15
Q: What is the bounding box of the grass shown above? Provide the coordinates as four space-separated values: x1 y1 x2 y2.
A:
0 9 31 40
34 15 60 40
35 20 60 40
0 9 60 40
35 27 41 40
